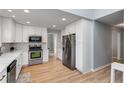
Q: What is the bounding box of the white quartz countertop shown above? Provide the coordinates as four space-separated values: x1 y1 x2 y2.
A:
0 50 23 73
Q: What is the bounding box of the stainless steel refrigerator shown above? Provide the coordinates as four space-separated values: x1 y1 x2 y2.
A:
62 34 76 70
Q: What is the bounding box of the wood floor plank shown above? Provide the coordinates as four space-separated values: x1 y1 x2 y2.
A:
21 56 122 83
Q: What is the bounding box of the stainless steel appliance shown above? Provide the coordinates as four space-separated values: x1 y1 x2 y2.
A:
7 60 16 83
29 36 42 43
29 36 43 65
29 44 43 65
62 34 76 70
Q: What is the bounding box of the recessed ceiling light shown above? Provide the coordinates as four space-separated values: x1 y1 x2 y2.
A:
12 15 15 18
26 21 30 24
52 25 56 28
62 18 66 21
8 9 12 12
24 9 30 13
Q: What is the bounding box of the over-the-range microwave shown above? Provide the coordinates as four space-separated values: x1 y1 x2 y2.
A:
29 36 42 42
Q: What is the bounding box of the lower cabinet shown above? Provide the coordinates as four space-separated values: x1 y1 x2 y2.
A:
0 69 7 83
22 51 28 65
16 53 23 80
0 52 25 83
43 49 49 63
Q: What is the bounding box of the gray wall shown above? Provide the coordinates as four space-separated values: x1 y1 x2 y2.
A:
93 21 112 69
112 31 118 58
121 30 124 58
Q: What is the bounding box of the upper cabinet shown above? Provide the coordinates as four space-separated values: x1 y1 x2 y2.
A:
15 24 23 42
33 27 42 36
0 16 47 43
2 17 15 43
23 26 30 42
22 26 42 42
0 17 2 47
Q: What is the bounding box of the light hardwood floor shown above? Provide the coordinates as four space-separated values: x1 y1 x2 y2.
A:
21 57 122 83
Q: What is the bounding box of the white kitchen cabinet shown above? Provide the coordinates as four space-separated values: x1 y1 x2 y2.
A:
33 27 42 36
41 28 48 43
0 69 7 83
15 24 23 42
22 51 29 65
29 26 42 36
22 26 42 42
42 43 48 62
22 26 31 42
16 53 23 79
43 49 48 62
2 17 16 43
0 17 2 47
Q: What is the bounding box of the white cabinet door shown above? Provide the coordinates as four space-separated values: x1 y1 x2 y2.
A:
27 26 42 36
0 69 7 83
22 51 29 65
2 17 15 43
11 19 16 42
20 53 23 68
42 44 48 62
23 26 43 42
0 17 2 47
22 26 29 42
43 49 48 62
28 26 35 36
19 53 23 73
16 53 23 80
41 28 47 43
16 56 19 80
15 24 23 42
22 26 35 42
16 55 21 79
34 27 42 36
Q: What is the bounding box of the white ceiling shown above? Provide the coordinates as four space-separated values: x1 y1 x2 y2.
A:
0 9 81 30
96 10 124 28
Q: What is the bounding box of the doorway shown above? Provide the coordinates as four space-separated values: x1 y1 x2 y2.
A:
48 33 57 57
112 30 121 61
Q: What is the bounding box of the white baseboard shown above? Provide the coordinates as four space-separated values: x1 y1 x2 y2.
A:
83 70 92 74
91 63 111 72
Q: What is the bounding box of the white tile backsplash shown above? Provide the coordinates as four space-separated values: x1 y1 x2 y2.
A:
1 43 14 53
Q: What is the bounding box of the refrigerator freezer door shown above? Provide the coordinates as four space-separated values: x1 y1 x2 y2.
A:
62 34 76 70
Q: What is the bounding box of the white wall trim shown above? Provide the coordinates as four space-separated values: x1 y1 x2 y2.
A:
117 31 121 59
91 21 95 71
91 63 111 72
77 63 111 74
82 70 92 74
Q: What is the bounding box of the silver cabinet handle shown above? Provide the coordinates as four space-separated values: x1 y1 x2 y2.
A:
0 75 6 81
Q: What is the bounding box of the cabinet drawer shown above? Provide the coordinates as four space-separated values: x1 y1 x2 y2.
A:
0 69 7 83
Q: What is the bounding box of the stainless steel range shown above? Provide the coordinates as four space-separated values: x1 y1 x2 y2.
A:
28 36 43 65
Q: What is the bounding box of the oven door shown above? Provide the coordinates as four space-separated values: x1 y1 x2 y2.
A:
29 51 42 60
